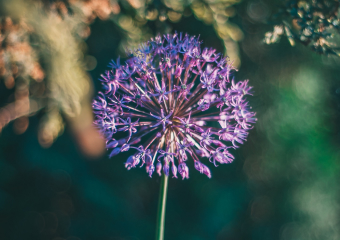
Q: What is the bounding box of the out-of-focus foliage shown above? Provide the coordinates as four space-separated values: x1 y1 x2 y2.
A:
0 0 107 153
265 0 340 56
141 0 244 66
51 0 244 65
0 0 245 150
0 17 45 134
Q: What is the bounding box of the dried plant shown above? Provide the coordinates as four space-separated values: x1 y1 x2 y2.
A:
0 17 45 135
265 0 340 56
0 1 105 155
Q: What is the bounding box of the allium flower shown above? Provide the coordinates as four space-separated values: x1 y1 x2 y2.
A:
93 33 256 179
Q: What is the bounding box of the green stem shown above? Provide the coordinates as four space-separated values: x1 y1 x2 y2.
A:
155 174 169 240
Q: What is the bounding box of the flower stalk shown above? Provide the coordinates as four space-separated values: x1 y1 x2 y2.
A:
156 174 168 240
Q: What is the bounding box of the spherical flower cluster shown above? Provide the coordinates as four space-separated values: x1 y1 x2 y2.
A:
93 33 256 179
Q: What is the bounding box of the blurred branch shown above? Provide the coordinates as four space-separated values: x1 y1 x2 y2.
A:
0 98 44 132
0 0 105 156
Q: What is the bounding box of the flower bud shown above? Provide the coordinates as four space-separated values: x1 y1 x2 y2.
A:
106 140 118 148
163 162 170 176
171 163 178 178
109 147 121 157
146 164 155 178
156 162 162 176
125 155 140 170
121 144 130 152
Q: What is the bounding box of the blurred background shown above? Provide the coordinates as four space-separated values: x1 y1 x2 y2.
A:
0 0 340 239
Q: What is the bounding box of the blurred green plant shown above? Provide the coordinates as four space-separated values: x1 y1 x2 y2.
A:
244 65 340 240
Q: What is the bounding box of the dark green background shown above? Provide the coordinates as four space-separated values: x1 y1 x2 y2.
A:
1 1 340 240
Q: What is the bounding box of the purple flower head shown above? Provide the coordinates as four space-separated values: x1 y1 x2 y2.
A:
93 33 257 179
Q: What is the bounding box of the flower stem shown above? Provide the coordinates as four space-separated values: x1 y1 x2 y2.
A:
155 174 168 240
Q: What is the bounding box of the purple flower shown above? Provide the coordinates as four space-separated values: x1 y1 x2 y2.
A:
117 117 139 142
202 48 219 62
150 109 173 132
150 82 171 103
209 147 235 166
93 33 257 179
200 64 219 92
178 162 189 179
194 161 211 178
174 112 194 134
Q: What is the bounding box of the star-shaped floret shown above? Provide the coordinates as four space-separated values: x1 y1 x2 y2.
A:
174 111 193 133
117 117 139 142
150 109 173 131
